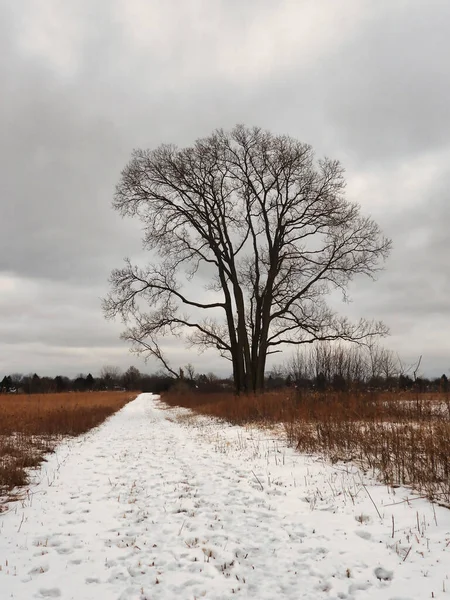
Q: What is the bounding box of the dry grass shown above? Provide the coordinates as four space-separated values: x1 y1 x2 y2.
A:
0 391 134 497
163 388 450 505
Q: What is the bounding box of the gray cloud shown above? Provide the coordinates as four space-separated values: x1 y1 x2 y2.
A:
324 2 450 165
1 0 449 378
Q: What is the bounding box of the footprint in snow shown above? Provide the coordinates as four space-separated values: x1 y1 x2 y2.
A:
37 588 61 598
349 580 371 593
29 564 49 576
374 566 394 581
66 519 86 525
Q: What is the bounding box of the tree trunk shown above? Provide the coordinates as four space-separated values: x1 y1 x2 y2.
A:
255 348 267 392
218 267 245 395
253 256 278 392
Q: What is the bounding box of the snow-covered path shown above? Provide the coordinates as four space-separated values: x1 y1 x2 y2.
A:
1 394 449 599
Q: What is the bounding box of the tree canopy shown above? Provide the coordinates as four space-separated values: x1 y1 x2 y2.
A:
104 125 391 393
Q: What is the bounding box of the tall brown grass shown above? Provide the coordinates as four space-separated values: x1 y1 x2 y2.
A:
163 389 450 506
0 392 134 497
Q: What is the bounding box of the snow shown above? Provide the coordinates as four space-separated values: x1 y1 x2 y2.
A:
0 393 449 599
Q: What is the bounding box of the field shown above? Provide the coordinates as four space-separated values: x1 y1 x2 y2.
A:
0 391 134 497
1 392 450 598
2 388 449 507
163 388 450 506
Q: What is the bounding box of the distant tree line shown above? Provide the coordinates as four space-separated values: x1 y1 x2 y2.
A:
0 366 166 395
1 343 448 395
0 365 233 395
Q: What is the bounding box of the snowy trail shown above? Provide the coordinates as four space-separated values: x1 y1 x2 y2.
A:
1 394 449 599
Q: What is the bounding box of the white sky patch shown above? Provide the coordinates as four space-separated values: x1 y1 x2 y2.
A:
15 0 86 76
214 0 368 81
0 273 16 293
117 0 368 85
346 146 450 218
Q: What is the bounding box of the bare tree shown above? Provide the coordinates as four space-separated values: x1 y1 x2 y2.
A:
100 365 122 389
367 340 384 381
123 365 141 390
284 349 313 383
366 341 399 383
413 355 423 382
378 348 399 381
104 126 391 393
286 342 372 388
347 345 368 384
184 363 196 381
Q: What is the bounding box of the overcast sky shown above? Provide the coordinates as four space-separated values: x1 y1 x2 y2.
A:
1 0 449 379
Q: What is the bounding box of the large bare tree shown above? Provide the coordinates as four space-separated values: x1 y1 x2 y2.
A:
103 126 391 393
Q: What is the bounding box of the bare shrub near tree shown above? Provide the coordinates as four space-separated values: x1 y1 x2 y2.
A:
104 126 391 393
284 342 399 390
